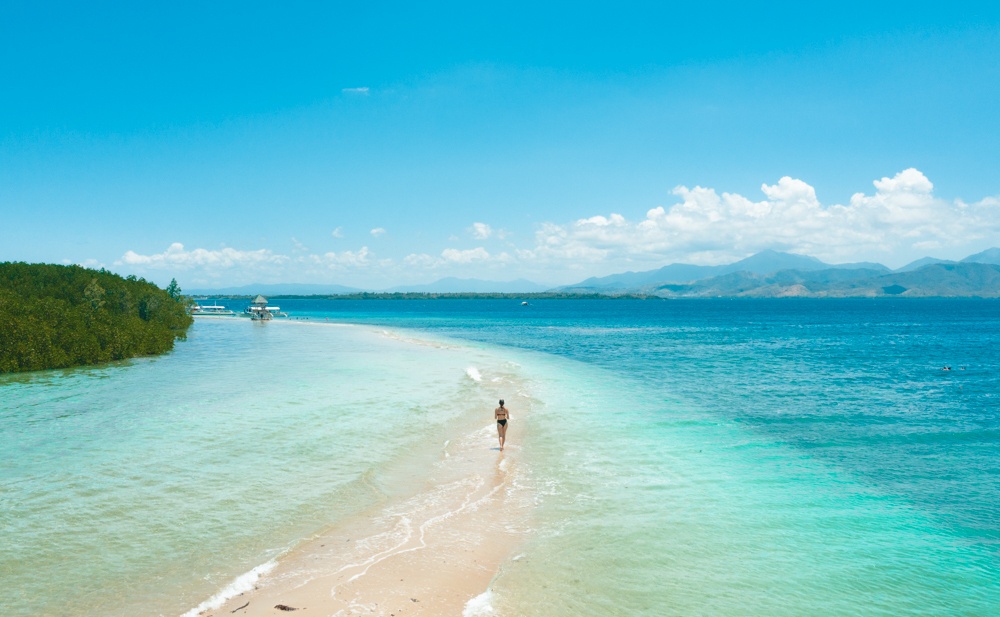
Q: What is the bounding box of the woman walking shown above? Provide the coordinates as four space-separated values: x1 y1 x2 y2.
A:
495 399 510 451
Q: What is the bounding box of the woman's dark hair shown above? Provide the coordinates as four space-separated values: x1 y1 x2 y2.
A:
499 399 505 406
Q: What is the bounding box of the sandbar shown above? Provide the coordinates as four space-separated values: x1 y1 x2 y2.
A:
198 402 532 617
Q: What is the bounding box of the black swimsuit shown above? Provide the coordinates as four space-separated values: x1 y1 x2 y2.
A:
497 419 507 426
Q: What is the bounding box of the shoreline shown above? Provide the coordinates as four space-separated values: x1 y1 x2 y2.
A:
189 409 534 617
8 304 1000 617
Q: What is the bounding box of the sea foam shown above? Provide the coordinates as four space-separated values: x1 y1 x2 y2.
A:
466 367 482 382
462 589 495 616
179 560 277 617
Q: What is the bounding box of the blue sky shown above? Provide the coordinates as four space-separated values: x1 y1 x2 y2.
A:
2 1 999 289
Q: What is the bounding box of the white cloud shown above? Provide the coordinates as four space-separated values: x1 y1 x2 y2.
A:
109 170 999 287
117 242 289 270
522 168 1000 268
404 253 439 268
342 87 370 95
115 242 390 287
442 247 491 264
403 247 503 269
872 168 934 194
331 227 344 238
309 246 372 270
470 222 493 239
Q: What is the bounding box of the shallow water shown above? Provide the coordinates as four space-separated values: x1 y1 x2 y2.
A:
1 320 520 616
2 299 999 616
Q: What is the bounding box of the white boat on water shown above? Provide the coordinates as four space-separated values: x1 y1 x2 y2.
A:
190 303 236 317
244 295 288 320
245 305 286 318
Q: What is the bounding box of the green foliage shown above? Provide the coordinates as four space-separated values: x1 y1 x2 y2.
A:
166 277 182 300
0 263 194 373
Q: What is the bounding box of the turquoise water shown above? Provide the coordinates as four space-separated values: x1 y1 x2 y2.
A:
2 299 999 615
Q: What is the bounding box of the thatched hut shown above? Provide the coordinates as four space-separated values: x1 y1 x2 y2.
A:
249 294 272 320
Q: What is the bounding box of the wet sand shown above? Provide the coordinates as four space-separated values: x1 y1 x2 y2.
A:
199 419 532 617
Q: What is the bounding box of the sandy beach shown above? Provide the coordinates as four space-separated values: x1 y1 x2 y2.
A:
197 403 533 617
7 305 1000 617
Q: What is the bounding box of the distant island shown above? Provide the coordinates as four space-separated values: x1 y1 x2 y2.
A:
190 248 1000 299
556 248 1000 298
192 291 649 301
0 263 193 373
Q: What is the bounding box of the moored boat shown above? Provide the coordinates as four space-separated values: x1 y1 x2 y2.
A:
190 303 236 317
245 295 288 319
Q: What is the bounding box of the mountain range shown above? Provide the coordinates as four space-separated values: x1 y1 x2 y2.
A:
558 248 1000 297
187 248 1000 298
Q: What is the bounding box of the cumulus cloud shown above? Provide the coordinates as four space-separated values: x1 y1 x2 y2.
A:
117 243 289 270
309 247 372 270
470 222 493 239
331 227 344 238
404 247 511 269
404 253 439 268
442 247 491 264
114 241 393 287
342 87 370 95
111 170 998 286
524 168 1000 267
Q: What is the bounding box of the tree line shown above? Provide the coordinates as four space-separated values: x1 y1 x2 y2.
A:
0 263 193 373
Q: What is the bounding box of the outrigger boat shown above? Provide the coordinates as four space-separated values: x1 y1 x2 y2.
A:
190 303 236 317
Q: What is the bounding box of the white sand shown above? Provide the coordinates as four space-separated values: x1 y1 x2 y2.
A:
200 408 532 617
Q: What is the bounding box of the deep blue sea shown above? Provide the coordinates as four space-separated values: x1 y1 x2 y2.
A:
2 298 998 615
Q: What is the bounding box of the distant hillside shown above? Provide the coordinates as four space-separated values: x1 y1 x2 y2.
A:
652 263 1000 298
890 247 1000 273
562 248 1000 297
881 263 1000 297
561 250 883 292
962 247 1000 265
895 256 956 273
188 248 1000 298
